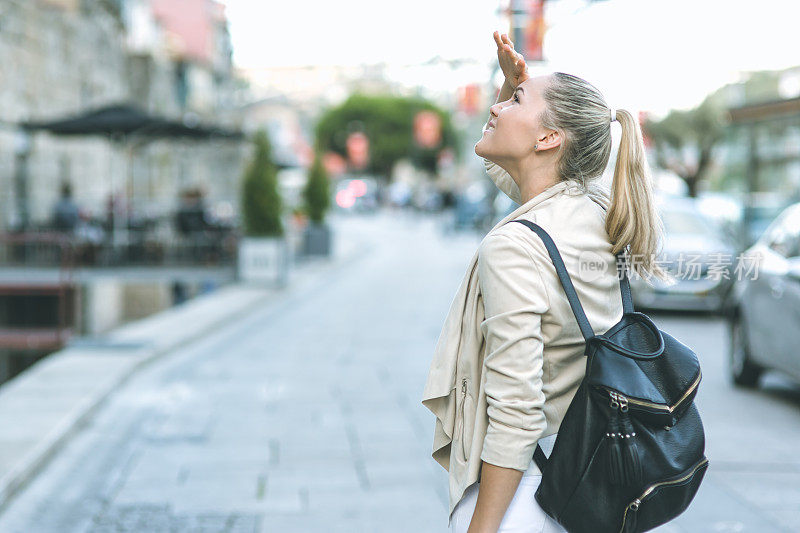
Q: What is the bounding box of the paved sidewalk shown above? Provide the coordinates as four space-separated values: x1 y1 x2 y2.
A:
0 215 370 513
0 209 470 532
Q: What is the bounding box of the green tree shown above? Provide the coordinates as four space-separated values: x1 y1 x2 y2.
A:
241 130 284 237
303 151 331 224
314 93 460 180
739 70 781 103
644 95 727 197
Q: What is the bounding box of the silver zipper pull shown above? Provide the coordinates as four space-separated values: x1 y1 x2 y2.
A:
617 393 628 412
609 390 619 409
462 378 467 394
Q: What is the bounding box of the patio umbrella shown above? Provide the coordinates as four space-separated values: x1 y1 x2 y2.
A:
19 103 244 241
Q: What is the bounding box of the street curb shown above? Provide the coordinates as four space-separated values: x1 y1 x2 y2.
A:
0 228 373 513
0 350 144 509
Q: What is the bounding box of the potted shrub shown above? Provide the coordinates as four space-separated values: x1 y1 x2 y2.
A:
237 130 289 287
301 151 333 257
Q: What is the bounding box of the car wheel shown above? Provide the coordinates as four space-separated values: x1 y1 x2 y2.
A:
728 313 763 388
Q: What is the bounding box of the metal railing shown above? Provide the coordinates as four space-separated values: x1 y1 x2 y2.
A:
0 228 240 268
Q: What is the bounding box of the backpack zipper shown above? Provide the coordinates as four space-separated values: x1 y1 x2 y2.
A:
604 369 701 414
617 457 709 533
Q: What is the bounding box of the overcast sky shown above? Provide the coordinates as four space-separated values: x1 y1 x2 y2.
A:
220 0 800 115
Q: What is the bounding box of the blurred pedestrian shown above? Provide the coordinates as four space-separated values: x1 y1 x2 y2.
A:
51 180 80 233
175 186 219 263
175 186 212 236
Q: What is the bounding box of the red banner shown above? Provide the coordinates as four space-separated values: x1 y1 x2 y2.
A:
525 0 545 62
459 84 481 116
323 151 347 176
346 132 369 169
414 111 442 149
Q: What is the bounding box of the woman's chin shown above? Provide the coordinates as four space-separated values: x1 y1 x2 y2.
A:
474 139 488 157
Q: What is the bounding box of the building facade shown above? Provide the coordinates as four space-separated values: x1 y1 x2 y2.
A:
0 0 248 232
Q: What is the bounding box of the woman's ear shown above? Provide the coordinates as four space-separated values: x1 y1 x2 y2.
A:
536 130 561 152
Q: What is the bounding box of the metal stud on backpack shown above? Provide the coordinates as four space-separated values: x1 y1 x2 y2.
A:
510 219 708 533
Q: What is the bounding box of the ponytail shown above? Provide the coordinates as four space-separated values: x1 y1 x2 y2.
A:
540 73 674 285
606 109 673 283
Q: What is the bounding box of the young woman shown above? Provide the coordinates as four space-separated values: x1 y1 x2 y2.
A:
421 32 669 533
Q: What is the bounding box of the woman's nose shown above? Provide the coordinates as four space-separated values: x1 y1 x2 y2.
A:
489 102 502 117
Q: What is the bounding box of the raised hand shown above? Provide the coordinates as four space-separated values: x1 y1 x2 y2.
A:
493 31 529 89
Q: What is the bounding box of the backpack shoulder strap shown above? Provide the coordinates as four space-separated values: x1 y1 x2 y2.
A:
533 442 549 472
617 254 634 314
509 220 634 341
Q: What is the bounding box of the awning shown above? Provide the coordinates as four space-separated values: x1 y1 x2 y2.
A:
20 103 243 140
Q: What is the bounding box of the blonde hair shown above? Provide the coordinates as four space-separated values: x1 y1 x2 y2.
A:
540 72 671 284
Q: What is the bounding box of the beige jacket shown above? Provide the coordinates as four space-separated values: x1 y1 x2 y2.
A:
420 158 625 526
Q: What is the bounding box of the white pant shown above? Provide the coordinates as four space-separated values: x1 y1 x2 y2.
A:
450 433 567 533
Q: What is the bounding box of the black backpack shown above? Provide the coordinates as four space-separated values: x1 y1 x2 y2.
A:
510 219 708 533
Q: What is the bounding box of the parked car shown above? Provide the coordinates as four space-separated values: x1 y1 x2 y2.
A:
630 196 738 314
739 192 793 247
695 192 744 248
725 202 800 387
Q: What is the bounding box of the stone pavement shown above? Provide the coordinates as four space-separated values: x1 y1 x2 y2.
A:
0 213 371 517
0 208 472 532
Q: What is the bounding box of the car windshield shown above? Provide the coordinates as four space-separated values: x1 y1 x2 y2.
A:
661 209 719 238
